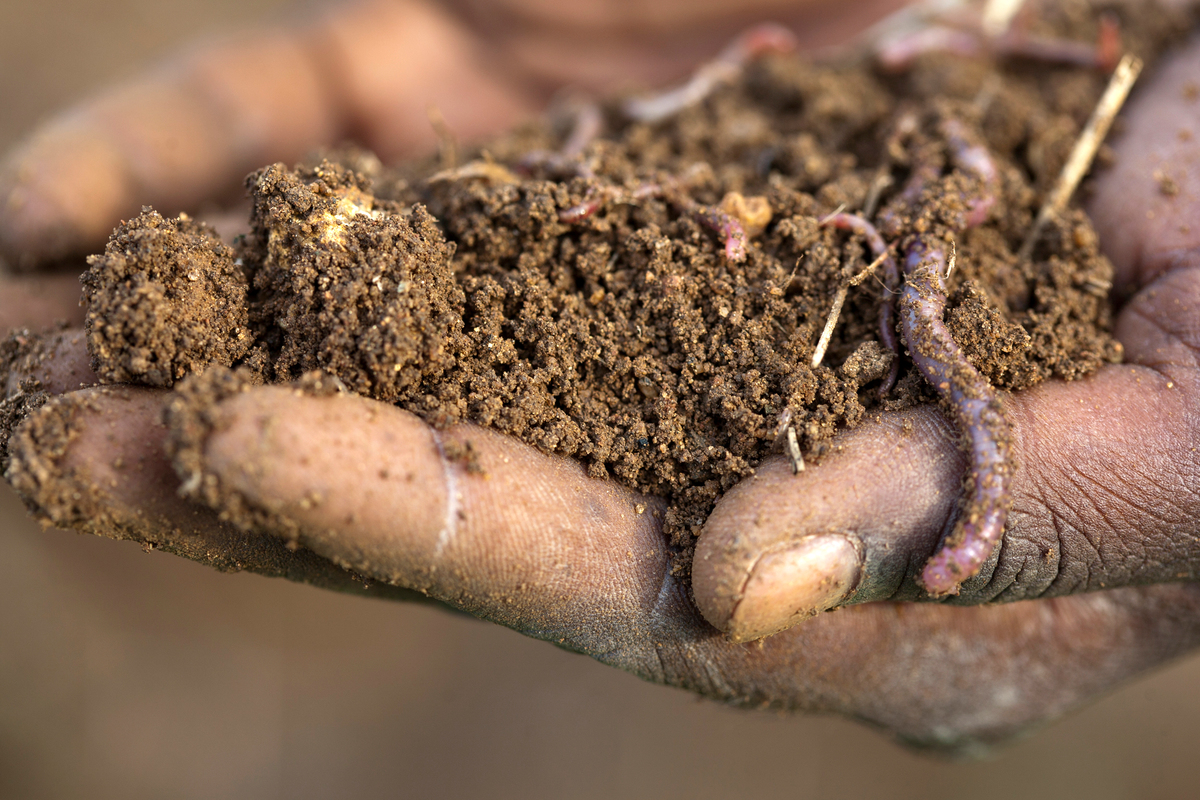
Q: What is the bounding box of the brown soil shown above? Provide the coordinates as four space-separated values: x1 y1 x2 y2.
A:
0 334 51 474
82 209 252 386
17 0 1197 576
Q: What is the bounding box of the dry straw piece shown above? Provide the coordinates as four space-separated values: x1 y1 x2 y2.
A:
1019 53 1143 260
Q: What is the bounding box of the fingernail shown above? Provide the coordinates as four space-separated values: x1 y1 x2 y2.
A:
726 534 860 643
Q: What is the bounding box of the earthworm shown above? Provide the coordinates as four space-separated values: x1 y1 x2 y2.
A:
996 13 1122 72
558 182 748 262
519 100 604 179
876 153 942 238
876 10 1121 73
682 198 747 263
820 113 1006 593
877 26 983 71
900 239 1013 596
623 23 797 123
559 102 604 159
554 24 798 249
896 117 1004 595
820 212 900 394
558 190 608 223
876 114 997 234
942 118 999 227
851 114 997 395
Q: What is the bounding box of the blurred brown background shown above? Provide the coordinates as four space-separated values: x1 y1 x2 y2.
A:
2 1 1199 797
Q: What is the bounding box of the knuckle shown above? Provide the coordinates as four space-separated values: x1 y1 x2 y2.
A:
979 457 1200 601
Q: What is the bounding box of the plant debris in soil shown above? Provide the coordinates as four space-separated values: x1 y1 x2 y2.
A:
12 0 1195 580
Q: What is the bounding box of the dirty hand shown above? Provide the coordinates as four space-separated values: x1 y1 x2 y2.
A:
3 0 1200 753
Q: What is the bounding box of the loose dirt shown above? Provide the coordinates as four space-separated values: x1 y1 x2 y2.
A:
10 0 1195 577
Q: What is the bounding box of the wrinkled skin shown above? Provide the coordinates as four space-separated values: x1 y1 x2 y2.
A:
2 0 1200 754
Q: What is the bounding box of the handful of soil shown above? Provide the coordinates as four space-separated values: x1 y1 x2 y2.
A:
72 1 1193 576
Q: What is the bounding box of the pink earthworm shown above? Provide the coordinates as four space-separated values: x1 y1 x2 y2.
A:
556 181 648 223
877 25 982 71
519 101 605 179
554 23 798 247
995 13 1122 72
822 114 1007 594
900 239 1013 597
559 101 604 159
820 212 899 393
877 115 997 235
822 113 999 397
875 115 943 238
684 199 747 263
894 119 1004 595
558 189 609 223
941 118 1000 227
558 182 747 262
556 178 658 223
877 11 1122 73
893 153 943 210
623 23 797 123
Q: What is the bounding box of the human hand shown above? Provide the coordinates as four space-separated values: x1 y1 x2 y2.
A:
7 339 1200 755
3 0 1200 754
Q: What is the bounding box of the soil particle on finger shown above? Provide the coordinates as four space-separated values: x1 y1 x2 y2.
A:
3 382 436 602
163 365 358 545
68 0 1196 575
4 390 101 527
161 365 293 539
1 326 82 471
0 383 48 475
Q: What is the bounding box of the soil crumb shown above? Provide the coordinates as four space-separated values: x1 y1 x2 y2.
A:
82 209 251 386
66 0 1194 574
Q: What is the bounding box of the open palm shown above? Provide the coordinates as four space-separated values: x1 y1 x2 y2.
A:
2 0 1199 752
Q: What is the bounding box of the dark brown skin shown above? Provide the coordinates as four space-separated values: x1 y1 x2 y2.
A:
2 0 1200 752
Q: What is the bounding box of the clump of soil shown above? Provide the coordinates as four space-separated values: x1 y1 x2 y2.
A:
82 209 251 386
241 163 464 399
65 1 1195 573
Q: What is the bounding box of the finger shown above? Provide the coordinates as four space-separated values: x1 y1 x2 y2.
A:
752 583 1200 752
0 25 337 270
0 0 538 269
0 272 85 332
175 381 675 651
170 382 1200 751
3 384 422 602
1087 31 1200 293
694 35 1200 641
2 328 95 397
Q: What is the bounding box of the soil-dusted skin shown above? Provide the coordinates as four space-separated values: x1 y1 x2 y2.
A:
56 1 1193 582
